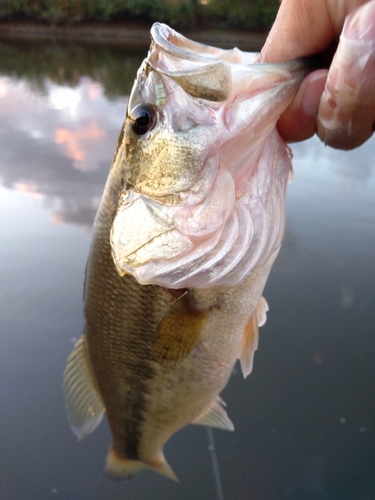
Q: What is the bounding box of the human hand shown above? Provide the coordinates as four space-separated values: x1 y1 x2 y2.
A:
260 0 375 149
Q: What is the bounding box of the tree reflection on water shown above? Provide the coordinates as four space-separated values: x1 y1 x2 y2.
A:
0 39 144 98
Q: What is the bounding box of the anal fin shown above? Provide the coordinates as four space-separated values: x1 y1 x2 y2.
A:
192 396 234 431
63 334 105 440
239 296 269 378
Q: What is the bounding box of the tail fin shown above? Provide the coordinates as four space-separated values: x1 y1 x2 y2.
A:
105 446 178 482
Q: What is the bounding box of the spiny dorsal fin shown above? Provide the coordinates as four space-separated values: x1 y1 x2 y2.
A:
153 291 210 365
192 396 234 431
63 334 105 440
239 297 269 378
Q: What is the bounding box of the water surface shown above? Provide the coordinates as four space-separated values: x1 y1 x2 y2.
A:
1 39 374 500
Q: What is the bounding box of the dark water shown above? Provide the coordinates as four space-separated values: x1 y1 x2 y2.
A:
0 39 374 500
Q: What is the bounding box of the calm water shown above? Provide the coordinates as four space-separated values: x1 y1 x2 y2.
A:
0 38 374 500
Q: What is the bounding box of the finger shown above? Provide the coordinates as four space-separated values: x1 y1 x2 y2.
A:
260 0 340 63
260 0 370 63
317 63 375 149
317 0 375 149
276 70 327 142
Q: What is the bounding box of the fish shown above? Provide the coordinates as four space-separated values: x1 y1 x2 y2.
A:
63 23 308 481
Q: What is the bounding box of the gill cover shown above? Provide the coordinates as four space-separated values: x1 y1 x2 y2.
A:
111 23 307 288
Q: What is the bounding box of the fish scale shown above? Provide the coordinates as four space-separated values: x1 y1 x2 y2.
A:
83 153 163 459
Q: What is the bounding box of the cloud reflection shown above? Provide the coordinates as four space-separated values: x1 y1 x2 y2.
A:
55 120 107 171
0 78 6 98
14 182 44 199
0 75 127 229
0 67 374 235
49 86 81 111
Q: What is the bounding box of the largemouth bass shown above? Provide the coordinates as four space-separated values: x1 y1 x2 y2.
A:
63 23 308 480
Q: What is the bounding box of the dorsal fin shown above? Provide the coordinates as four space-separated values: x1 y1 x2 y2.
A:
63 334 105 440
152 291 210 365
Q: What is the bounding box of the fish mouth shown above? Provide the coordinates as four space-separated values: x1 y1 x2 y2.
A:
148 23 232 102
111 24 307 288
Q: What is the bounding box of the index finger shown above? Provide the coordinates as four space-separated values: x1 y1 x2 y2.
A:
260 0 369 63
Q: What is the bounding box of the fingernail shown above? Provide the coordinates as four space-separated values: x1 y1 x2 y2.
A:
301 72 327 116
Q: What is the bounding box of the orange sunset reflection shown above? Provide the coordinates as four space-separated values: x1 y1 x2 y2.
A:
15 182 44 199
54 120 107 171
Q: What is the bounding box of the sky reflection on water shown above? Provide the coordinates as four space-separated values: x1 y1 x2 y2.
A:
0 74 127 228
0 43 374 500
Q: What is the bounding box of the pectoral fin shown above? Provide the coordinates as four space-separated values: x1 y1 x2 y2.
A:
239 297 269 378
153 291 210 365
192 396 234 431
256 296 269 327
63 334 105 440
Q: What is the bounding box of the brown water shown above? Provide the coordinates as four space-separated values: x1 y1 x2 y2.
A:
0 38 374 500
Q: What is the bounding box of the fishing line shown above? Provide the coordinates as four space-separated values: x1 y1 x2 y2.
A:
207 427 224 500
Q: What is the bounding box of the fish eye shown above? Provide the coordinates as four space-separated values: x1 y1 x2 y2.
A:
130 104 156 135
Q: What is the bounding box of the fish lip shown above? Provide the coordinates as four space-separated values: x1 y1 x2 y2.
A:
150 22 309 78
148 23 232 102
150 23 215 65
